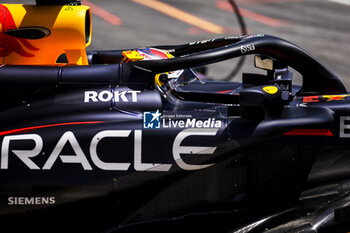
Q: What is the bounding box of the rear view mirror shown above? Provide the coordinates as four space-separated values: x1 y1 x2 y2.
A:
254 55 273 71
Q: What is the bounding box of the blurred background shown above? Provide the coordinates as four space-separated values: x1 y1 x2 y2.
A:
3 0 350 87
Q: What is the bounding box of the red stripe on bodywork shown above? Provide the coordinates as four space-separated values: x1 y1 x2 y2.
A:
0 121 104 136
284 129 333 136
217 90 234 94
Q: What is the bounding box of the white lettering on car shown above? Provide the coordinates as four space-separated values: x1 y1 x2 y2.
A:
8 196 55 205
1 134 42 170
84 90 141 103
173 128 218 171
240 44 255 54
0 129 219 171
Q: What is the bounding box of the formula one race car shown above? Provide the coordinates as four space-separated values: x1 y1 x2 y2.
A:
1 1 350 233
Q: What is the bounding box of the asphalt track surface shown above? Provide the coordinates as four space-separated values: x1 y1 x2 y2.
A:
4 0 350 88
